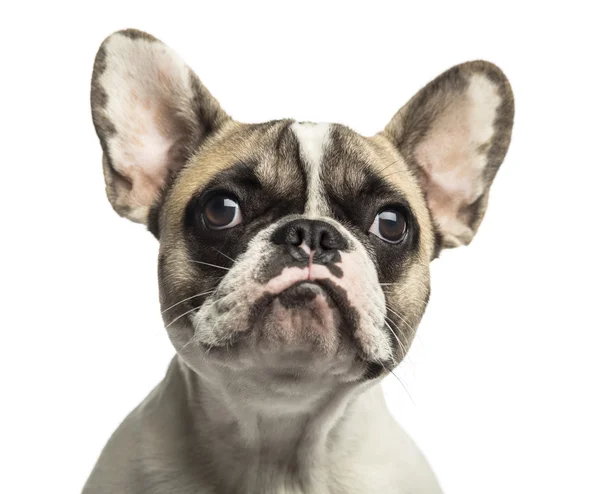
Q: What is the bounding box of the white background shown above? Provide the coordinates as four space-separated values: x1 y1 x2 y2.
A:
1 1 599 493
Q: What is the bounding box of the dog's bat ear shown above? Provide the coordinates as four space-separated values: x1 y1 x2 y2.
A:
90 29 230 224
382 61 514 249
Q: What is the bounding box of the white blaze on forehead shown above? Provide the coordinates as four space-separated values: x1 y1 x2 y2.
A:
291 122 331 216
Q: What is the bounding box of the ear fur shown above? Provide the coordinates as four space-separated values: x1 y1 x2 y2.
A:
91 29 230 224
383 61 514 248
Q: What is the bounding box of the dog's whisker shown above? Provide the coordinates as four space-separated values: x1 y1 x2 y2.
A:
211 247 235 263
381 291 429 312
161 290 216 314
381 362 415 406
384 319 408 355
384 315 411 346
384 308 419 358
385 306 417 338
165 304 204 330
385 305 415 331
180 335 199 352
385 319 414 361
190 260 231 271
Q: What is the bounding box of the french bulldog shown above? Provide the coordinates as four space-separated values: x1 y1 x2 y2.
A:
83 29 514 494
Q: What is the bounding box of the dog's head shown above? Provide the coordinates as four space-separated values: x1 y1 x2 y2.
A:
91 30 513 394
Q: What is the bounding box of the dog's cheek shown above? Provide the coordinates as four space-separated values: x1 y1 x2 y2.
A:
189 233 282 346
384 259 432 360
156 238 222 348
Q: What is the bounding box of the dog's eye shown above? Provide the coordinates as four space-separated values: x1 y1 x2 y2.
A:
369 209 407 243
203 195 242 230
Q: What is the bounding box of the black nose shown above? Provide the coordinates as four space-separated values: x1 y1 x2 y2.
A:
272 219 348 263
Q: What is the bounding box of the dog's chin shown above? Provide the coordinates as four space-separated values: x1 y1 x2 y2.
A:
253 281 345 356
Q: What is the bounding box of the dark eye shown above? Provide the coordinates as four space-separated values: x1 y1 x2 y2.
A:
203 194 242 230
369 209 407 243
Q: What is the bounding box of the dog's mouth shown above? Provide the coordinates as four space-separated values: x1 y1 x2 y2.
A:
183 263 390 376
244 279 356 354
250 279 355 328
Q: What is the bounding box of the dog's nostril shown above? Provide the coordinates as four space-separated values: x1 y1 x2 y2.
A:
271 219 348 262
319 231 336 250
288 226 303 246
314 224 347 252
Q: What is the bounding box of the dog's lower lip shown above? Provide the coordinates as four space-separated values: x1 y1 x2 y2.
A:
275 280 331 307
279 280 330 299
287 280 326 292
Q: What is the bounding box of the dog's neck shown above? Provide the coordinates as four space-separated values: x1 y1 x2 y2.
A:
171 356 394 492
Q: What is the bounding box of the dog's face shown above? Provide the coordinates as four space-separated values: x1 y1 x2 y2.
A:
154 121 433 383
91 30 513 391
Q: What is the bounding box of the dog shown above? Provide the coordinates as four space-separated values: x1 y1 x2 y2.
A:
83 29 514 494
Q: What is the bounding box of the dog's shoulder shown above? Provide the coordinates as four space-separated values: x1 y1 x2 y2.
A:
82 358 215 494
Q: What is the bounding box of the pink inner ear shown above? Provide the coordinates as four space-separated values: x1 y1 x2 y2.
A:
99 34 196 220
110 91 178 207
414 74 501 246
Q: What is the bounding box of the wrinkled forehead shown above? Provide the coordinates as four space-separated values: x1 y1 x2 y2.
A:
162 119 434 254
